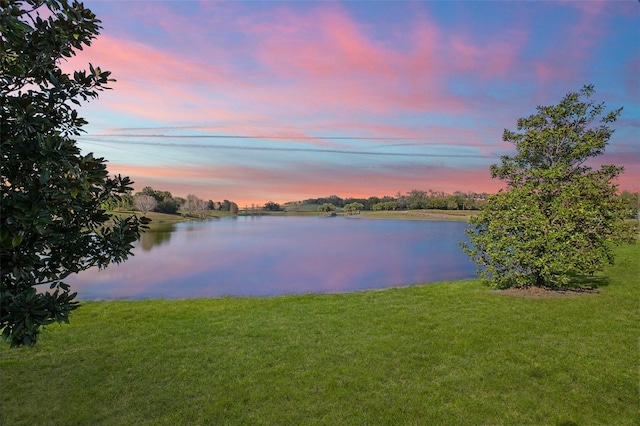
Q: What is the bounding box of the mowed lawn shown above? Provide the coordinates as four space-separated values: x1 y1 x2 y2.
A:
1 245 638 425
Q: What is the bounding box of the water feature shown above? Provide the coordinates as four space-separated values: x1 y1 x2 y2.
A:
66 216 477 300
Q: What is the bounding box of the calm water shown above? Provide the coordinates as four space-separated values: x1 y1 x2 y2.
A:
67 216 477 300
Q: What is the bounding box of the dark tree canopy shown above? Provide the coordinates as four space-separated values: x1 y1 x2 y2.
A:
463 85 634 289
263 201 281 211
1 0 148 346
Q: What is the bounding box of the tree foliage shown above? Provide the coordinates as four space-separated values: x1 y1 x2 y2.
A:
264 201 281 211
463 85 634 289
295 192 485 211
1 0 149 346
343 202 364 215
137 186 181 214
317 203 337 215
372 201 398 211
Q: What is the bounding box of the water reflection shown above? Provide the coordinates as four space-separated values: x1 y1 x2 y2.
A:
67 217 477 300
138 223 176 252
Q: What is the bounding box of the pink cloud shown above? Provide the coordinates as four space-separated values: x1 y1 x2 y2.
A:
448 27 527 79
61 2 535 146
532 1 619 90
57 2 636 206
237 5 472 115
624 57 640 100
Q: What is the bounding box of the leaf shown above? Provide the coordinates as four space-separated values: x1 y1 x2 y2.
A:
0 227 8 242
11 234 23 247
39 169 50 184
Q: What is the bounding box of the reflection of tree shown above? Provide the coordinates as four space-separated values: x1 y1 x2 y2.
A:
139 223 176 252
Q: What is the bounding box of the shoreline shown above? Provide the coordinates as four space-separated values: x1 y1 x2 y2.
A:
355 209 476 221
109 208 478 224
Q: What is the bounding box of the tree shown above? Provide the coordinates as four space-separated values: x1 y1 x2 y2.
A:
1 0 149 346
182 194 207 217
317 203 336 216
134 194 157 214
264 201 281 211
463 85 634 289
185 194 201 215
138 186 180 214
195 198 207 218
619 190 638 220
406 190 427 209
343 202 364 215
373 201 398 211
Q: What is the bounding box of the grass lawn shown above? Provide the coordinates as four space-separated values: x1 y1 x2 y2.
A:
109 210 237 223
359 209 477 221
1 244 638 425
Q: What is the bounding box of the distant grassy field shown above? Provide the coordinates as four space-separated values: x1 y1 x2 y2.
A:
257 207 477 220
1 244 637 425
112 206 479 221
359 209 477 221
109 209 235 223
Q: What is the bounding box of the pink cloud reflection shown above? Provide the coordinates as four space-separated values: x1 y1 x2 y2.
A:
67 217 476 300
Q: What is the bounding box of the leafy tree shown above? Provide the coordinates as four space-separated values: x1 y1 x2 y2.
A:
1 0 149 346
343 202 364 215
317 203 337 216
137 187 180 214
426 191 448 209
156 198 179 214
367 196 382 209
373 201 398 211
619 190 638 220
463 85 634 289
118 192 134 210
395 192 408 210
264 201 281 211
406 189 427 209
140 186 159 199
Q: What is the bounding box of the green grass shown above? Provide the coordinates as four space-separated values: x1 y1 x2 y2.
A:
359 209 477 221
110 210 237 223
1 245 638 425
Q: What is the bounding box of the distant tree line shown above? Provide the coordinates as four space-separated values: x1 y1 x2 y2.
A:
287 190 489 212
103 186 238 216
107 187 637 219
285 189 638 217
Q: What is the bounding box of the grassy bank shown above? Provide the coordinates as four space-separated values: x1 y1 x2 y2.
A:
358 209 477 221
109 209 236 224
110 207 479 222
1 245 638 425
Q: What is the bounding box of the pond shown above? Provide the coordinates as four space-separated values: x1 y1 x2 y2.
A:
67 216 477 300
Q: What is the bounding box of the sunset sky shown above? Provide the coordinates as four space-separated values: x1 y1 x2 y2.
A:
65 1 639 206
